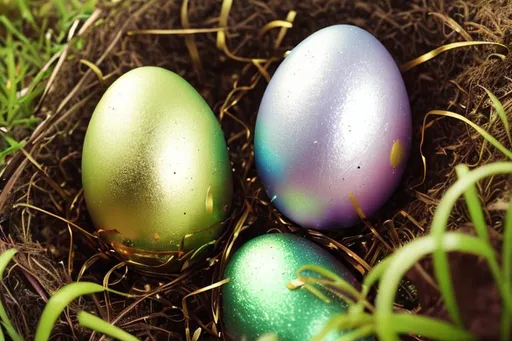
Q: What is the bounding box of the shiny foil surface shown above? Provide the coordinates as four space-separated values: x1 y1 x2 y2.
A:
254 25 412 229
82 67 233 252
222 234 372 341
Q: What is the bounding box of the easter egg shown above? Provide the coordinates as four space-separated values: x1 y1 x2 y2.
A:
82 66 233 257
254 25 412 229
222 233 371 341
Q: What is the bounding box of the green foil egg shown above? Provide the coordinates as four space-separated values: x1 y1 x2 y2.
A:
222 234 372 341
82 66 233 255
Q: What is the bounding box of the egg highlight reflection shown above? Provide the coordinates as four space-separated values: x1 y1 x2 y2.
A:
254 25 412 229
222 234 372 341
82 67 233 255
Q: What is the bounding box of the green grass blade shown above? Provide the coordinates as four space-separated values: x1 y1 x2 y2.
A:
501 199 512 341
430 162 512 328
1 133 22 149
0 145 23 164
427 111 512 160
501 304 511 341
0 323 4 341
35 282 131 341
12 48 40 71
0 249 22 341
52 0 72 35
312 313 374 341
297 264 348 282
52 0 70 19
360 256 392 300
390 314 476 341
0 322 22 341
295 265 362 301
70 0 85 10
35 282 105 341
335 325 374 341
24 67 51 101
0 250 16 279
0 133 24 163
5 33 17 124
375 233 496 341
16 0 39 31
455 165 488 242
0 89 7 103
78 311 139 341
504 197 512 290
10 117 40 127
348 257 393 315
479 86 512 146
433 249 460 327
0 16 42 65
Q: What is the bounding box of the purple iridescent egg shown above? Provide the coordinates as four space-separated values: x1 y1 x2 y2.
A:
254 25 412 230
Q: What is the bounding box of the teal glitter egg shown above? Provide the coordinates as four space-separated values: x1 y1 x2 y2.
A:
221 233 372 341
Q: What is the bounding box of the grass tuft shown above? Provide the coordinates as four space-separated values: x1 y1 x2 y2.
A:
292 162 512 341
0 246 140 340
35 281 135 341
0 0 96 167
479 86 512 146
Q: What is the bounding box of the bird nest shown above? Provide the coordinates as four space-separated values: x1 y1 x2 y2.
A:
0 0 511 339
